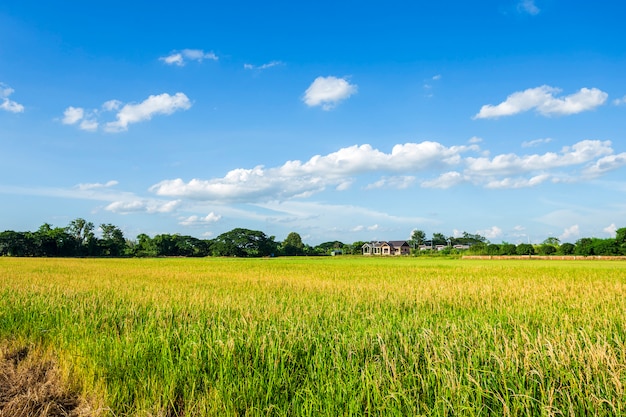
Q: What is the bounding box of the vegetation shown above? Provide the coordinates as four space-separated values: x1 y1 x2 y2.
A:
1 219 626 258
1 257 625 416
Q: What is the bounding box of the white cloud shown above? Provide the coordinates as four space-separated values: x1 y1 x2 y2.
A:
105 199 181 214
0 84 24 113
160 49 218 66
105 93 191 132
102 100 122 111
581 152 626 178
421 171 466 189
62 106 99 131
149 138 626 201
62 106 85 125
76 180 119 191
432 74 442 81
79 119 99 132
517 0 540 15
474 86 608 119
466 140 613 177
613 96 626 105
478 226 503 240
63 93 191 133
244 61 283 70
560 224 580 240
150 141 478 202
484 174 551 189
604 223 617 236
303 76 357 110
179 212 222 226
522 137 552 148
365 176 416 190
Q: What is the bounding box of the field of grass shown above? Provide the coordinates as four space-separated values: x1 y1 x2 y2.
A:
1 256 625 416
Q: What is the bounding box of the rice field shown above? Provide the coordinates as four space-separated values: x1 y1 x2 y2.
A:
1 256 625 416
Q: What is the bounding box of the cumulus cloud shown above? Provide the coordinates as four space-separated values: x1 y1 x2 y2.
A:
244 61 283 70
474 85 608 119
62 93 191 133
0 83 24 113
148 138 626 202
105 199 181 214
303 76 357 110
465 140 613 177
62 106 84 125
150 141 478 202
160 49 218 66
581 152 626 178
62 106 99 131
421 171 466 189
478 226 503 240
560 224 580 240
604 223 617 236
179 212 222 226
517 0 540 15
105 93 191 132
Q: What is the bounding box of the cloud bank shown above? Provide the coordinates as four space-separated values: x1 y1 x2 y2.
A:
149 139 626 203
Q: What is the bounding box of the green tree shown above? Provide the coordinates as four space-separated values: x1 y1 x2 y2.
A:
409 229 426 249
350 241 367 255
212 228 277 257
558 242 575 255
537 244 557 255
616 227 626 254
499 243 517 255
486 244 501 255
516 243 535 256
431 233 447 246
314 241 344 255
574 238 594 256
67 218 96 255
99 224 126 256
543 237 561 246
282 232 304 256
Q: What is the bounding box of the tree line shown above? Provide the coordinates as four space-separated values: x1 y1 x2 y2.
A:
407 229 626 257
0 220 348 258
1 219 625 258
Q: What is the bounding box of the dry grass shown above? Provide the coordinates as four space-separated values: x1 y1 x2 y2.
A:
0 344 98 417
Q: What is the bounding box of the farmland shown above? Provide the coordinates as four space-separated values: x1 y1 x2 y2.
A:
1 257 625 416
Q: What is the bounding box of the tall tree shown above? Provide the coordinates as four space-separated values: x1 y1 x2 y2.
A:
431 233 447 246
67 218 96 255
409 229 426 249
99 224 126 256
282 232 304 256
212 228 277 257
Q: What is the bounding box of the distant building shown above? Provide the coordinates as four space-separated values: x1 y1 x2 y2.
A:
362 241 410 256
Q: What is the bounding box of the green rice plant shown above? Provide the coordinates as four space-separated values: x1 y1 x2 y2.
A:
0 257 625 416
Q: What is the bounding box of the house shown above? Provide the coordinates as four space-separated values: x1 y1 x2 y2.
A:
362 240 410 256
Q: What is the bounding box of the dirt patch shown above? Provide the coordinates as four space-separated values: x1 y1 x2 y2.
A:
0 345 96 417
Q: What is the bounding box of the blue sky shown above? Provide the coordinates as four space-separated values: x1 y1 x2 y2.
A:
1 0 626 245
